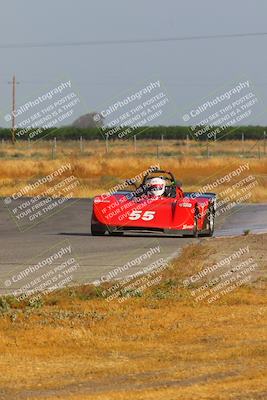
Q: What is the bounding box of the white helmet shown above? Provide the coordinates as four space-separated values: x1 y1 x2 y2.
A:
147 177 166 197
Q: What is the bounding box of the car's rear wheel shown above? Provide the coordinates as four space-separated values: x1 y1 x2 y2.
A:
91 223 106 236
206 209 215 237
199 206 215 237
193 216 198 238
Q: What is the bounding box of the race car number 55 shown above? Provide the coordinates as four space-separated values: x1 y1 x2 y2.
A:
128 210 156 221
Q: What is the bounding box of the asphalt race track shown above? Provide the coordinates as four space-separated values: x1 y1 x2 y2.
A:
0 198 267 295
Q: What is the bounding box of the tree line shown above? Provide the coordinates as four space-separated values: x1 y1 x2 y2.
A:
0 125 266 141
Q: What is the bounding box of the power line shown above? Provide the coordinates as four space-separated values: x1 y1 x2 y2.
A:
3 80 267 86
0 31 267 49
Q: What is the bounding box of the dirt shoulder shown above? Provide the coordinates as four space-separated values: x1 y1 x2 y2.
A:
0 234 266 400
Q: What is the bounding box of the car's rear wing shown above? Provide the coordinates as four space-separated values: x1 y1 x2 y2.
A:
184 192 217 208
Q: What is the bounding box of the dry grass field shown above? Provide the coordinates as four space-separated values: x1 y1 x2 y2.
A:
0 139 266 201
0 139 266 399
0 233 266 400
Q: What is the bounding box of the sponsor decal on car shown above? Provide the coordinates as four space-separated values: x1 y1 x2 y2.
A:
179 203 193 208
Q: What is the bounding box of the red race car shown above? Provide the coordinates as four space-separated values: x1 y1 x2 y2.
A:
91 169 216 237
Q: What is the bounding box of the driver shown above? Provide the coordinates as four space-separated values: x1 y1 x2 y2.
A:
146 177 166 197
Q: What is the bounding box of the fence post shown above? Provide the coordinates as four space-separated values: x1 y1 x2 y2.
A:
51 141 54 160
186 134 189 154
105 136 109 153
51 139 56 159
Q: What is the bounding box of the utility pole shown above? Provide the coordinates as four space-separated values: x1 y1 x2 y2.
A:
8 74 19 144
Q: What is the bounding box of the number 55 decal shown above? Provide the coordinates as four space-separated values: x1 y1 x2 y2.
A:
128 210 156 221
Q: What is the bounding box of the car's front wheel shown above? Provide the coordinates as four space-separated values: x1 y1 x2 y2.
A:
91 223 106 236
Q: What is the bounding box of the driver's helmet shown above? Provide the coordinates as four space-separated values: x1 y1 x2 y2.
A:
147 177 166 197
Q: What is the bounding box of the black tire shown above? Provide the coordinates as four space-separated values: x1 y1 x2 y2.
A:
193 216 198 238
206 210 215 237
199 207 215 237
91 223 106 236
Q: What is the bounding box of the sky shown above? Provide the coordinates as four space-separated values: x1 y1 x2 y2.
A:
1 0 267 128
